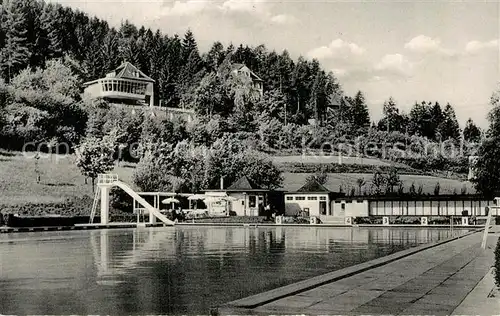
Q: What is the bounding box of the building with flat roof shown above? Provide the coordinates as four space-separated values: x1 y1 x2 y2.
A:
83 62 155 106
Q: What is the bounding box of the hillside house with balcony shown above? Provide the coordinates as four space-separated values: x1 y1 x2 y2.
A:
230 63 264 97
83 62 155 106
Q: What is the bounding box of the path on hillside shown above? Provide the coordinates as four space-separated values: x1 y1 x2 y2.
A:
221 230 498 315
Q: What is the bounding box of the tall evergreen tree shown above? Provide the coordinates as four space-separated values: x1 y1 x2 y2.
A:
438 103 461 141
0 0 30 82
350 91 370 131
204 41 225 72
430 102 444 139
463 118 481 142
182 29 198 63
378 97 404 133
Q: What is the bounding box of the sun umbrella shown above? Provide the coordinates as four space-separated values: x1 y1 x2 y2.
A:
187 194 206 200
162 198 180 204
221 196 238 201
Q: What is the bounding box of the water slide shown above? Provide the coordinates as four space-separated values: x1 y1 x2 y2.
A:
112 181 176 226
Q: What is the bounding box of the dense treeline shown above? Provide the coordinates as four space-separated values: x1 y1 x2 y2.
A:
0 0 485 192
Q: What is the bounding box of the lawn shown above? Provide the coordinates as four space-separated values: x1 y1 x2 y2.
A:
283 172 476 195
0 150 476 206
0 150 135 205
272 155 404 167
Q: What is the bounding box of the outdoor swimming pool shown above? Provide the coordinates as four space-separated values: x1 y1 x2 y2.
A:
0 226 468 314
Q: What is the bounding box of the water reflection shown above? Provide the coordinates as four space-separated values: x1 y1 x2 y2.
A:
0 227 468 314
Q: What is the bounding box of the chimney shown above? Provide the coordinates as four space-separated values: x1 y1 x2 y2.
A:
220 177 224 190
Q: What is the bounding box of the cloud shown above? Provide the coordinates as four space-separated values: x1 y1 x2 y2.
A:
307 39 365 60
404 35 455 56
374 53 414 78
331 68 347 77
270 14 298 25
159 1 212 16
336 53 414 82
220 0 268 15
465 39 498 54
154 0 298 25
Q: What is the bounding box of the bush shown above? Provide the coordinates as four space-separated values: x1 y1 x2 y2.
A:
495 238 500 289
279 162 423 175
353 217 382 224
110 187 133 213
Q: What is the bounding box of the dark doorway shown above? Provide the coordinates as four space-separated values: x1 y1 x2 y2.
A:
319 201 327 215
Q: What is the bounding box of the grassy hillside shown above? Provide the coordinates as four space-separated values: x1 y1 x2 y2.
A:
272 155 396 166
283 173 475 195
0 150 475 207
0 150 134 205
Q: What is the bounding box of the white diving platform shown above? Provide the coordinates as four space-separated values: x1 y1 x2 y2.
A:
91 174 175 226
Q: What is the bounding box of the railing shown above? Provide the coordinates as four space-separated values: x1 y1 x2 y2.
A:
98 174 118 185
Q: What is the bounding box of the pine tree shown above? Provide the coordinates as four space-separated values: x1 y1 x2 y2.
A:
204 41 225 72
182 29 198 63
378 97 403 133
350 91 370 131
438 103 461 141
463 118 481 142
0 0 30 82
430 102 444 140
408 101 434 139
309 70 328 123
101 29 120 73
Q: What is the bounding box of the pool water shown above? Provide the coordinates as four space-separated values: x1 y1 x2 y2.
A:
0 226 467 314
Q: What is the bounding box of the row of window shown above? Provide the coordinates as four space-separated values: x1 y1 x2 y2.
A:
286 196 327 201
100 80 147 95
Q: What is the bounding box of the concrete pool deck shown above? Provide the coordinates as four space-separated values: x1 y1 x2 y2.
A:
219 228 500 315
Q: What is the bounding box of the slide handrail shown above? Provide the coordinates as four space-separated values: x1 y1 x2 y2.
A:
112 181 175 226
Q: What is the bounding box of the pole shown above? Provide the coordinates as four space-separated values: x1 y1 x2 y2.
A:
481 206 493 249
284 103 287 126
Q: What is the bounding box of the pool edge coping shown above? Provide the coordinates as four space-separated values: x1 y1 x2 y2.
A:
219 228 483 311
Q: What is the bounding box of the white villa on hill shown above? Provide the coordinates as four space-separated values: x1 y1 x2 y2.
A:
83 62 155 106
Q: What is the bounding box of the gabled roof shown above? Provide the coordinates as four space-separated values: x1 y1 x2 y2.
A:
230 63 263 82
227 176 263 191
108 62 155 82
296 179 330 193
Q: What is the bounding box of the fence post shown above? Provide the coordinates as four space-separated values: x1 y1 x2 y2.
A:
481 206 493 249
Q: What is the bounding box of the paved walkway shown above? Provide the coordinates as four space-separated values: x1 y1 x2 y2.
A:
221 230 499 315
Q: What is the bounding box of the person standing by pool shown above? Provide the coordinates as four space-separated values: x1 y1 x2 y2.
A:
265 203 271 220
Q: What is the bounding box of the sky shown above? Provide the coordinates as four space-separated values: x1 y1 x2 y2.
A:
51 0 499 127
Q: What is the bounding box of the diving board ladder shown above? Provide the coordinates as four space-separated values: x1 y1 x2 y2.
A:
89 186 100 224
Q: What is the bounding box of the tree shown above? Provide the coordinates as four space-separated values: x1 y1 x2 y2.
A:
356 177 366 195
75 131 116 190
204 41 225 72
385 166 401 194
305 166 328 186
409 182 416 195
378 97 404 133
0 1 30 81
133 136 283 193
417 184 423 195
434 182 441 196
437 103 461 141
463 118 481 143
472 137 500 196
350 91 370 131
408 101 434 139
372 169 386 195
6 58 86 146
430 102 444 140
191 72 232 117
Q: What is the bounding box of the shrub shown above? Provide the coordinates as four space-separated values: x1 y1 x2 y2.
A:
495 238 500 289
